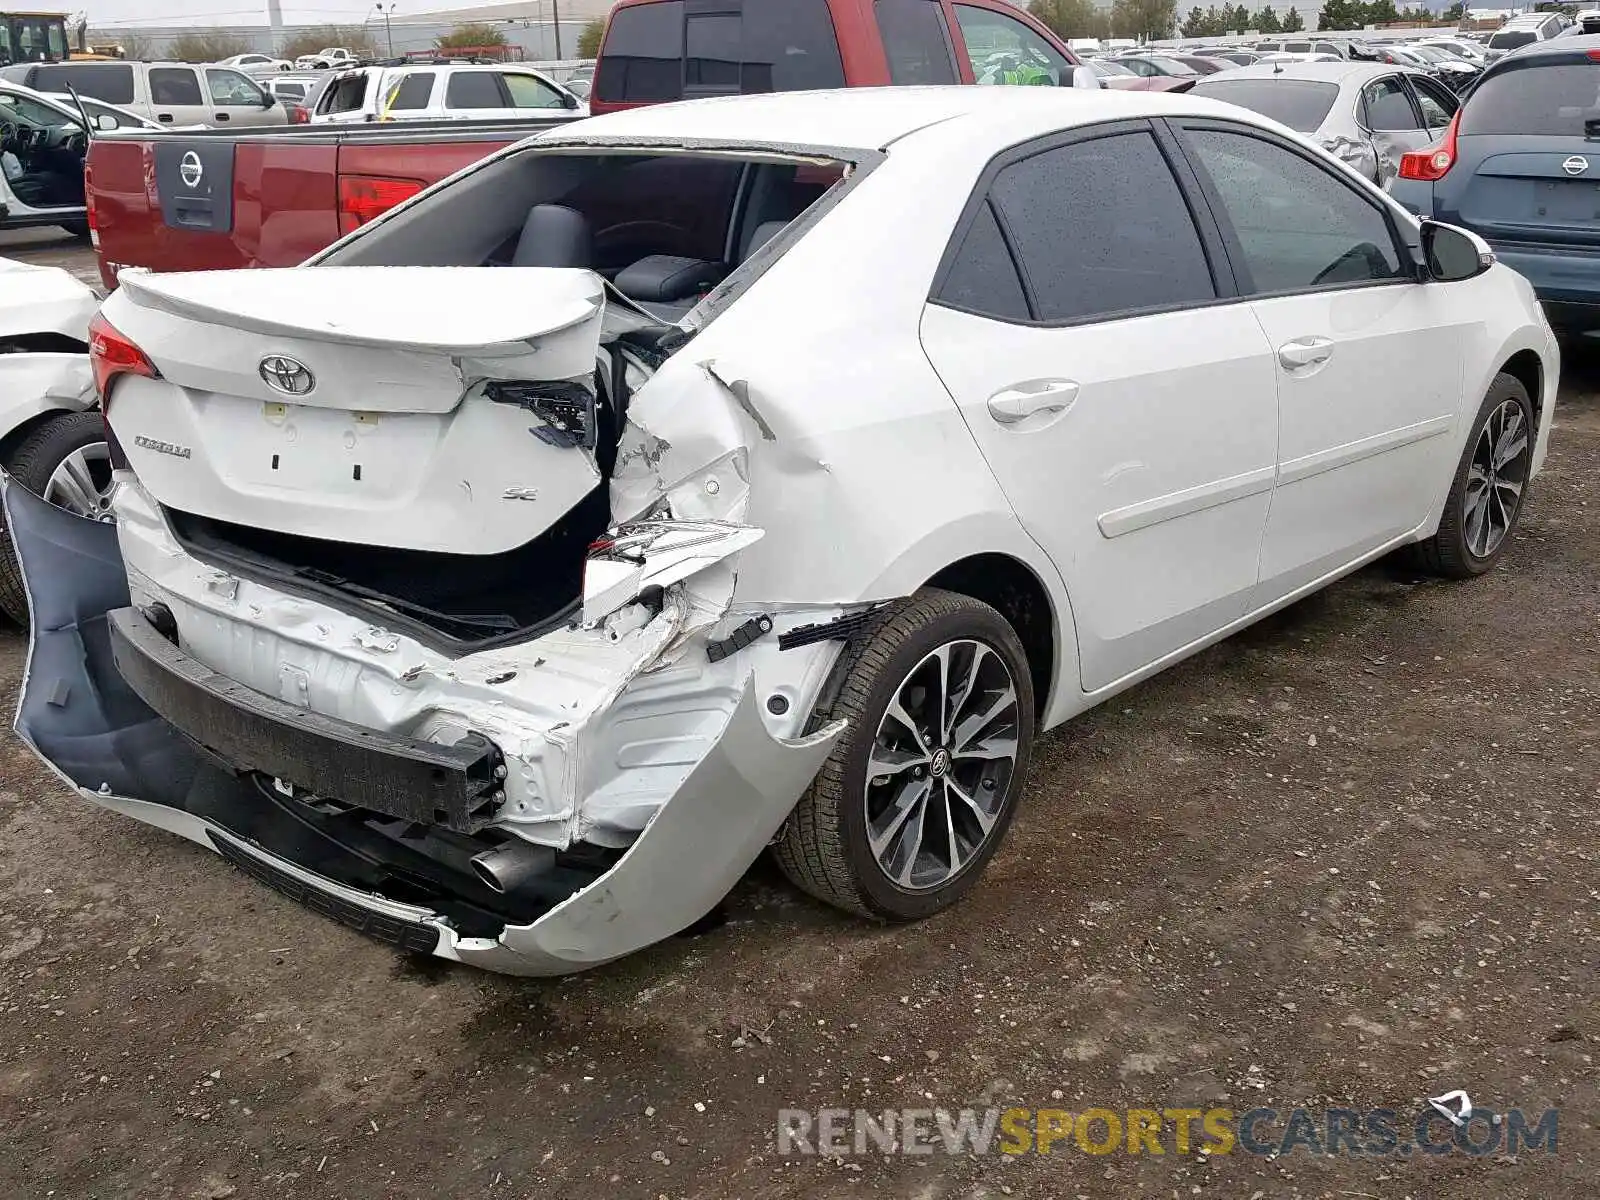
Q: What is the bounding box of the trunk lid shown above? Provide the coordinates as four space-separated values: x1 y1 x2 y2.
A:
106 266 610 556
1451 140 1600 248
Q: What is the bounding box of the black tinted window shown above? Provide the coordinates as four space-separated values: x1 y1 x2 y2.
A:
686 11 741 89
875 0 957 85
1189 78 1339 132
733 0 845 93
149 67 202 107
596 0 686 102
1463 63 1600 135
29 63 134 104
1185 127 1403 293
990 131 1215 322
390 71 434 109
445 71 503 108
937 200 1029 320
1363 76 1419 131
1487 30 1538 49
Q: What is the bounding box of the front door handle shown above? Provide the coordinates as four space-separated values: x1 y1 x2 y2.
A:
987 379 1079 425
215 112 230 121
1278 336 1334 371
157 112 173 123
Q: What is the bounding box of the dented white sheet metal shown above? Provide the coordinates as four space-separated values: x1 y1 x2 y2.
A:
0 257 99 432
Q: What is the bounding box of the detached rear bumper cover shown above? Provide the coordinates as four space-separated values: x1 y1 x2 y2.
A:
6 480 842 976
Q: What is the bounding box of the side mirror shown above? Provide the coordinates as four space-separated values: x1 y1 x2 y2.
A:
1421 219 1493 282
1060 64 1103 89
261 90 276 107
562 91 579 110
95 112 118 131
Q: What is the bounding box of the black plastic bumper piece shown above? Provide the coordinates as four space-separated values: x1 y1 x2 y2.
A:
209 831 442 955
107 607 505 833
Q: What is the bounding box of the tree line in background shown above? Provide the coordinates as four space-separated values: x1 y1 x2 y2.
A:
1178 4 1304 34
1027 0 1180 41
1031 0 1460 39
83 21 542 64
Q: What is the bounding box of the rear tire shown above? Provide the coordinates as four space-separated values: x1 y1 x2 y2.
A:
60 220 90 241
1412 372 1534 579
772 589 1036 921
0 411 113 626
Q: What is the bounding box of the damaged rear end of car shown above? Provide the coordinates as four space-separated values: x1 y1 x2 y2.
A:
6 134 871 975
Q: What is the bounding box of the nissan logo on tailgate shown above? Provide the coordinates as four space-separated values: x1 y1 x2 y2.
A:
259 356 315 395
179 150 204 189
1563 155 1589 176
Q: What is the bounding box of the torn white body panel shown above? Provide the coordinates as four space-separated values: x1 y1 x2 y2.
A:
0 257 98 344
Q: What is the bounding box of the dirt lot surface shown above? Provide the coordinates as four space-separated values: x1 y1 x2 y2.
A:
0 240 1594 1199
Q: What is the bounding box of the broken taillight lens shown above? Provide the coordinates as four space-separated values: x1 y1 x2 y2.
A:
337 174 424 236
88 312 158 401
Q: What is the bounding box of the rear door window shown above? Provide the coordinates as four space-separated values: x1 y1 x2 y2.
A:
875 0 959 85
719 0 845 94
986 130 1217 322
387 71 434 111
1462 63 1600 135
27 63 134 104
1362 75 1420 132
445 71 505 109
149 67 203 107
935 200 1030 321
953 4 1070 85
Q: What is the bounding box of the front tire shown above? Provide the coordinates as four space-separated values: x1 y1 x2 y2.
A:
772 589 1036 921
0 411 114 625
1414 372 1534 579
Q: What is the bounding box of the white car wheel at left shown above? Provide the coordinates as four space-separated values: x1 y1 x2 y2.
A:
773 589 1036 921
0 410 114 625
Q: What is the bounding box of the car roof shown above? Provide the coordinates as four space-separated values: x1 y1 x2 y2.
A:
1202 61 1423 83
556 86 1293 153
1494 30 1600 55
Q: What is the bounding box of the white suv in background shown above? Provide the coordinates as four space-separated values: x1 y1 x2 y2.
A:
1484 12 1568 60
310 63 585 123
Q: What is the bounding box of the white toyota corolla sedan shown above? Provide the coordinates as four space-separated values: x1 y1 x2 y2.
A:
7 87 1556 975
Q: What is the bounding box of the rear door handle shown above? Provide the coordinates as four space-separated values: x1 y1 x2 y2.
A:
1278 336 1334 370
987 379 1079 425
157 113 173 123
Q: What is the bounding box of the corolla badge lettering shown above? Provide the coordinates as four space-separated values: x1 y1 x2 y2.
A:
259 355 315 395
133 435 192 460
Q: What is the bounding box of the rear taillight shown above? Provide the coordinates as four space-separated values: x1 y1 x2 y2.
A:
337 174 424 236
288 103 311 124
84 161 100 248
1398 110 1460 182
88 312 158 402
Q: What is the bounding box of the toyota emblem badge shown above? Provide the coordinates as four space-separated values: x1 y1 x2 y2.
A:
258 355 315 396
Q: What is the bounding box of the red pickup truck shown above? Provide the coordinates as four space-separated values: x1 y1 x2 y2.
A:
88 0 1100 284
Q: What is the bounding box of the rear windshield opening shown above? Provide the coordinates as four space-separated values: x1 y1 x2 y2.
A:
1189 78 1340 132
1487 30 1539 50
1462 63 1600 136
594 0 845 104
327 147 851 312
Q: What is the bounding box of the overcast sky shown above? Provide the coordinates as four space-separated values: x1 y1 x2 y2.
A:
85 0 490 28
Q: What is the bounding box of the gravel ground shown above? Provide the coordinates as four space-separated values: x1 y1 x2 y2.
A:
0 239 1594 1199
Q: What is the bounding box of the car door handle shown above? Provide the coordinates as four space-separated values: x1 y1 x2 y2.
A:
1278 336 1333 370
987 379 1079 425
157 113 173 123
215 112 230 121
